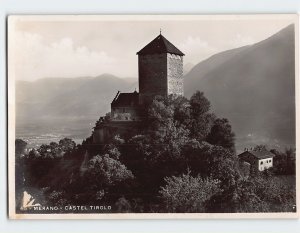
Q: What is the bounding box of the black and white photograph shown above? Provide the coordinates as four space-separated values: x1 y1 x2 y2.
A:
7 15 298 219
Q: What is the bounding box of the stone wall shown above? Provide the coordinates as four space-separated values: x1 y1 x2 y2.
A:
138 53 184 104
111 107 140 121
92 125 108 144
92 121 142 144
138 54 167 104
167 53 184 96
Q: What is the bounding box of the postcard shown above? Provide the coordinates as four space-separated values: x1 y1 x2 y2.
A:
7 14 299 219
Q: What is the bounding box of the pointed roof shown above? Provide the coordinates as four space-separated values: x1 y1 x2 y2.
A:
137 34 184 56
238 150 275 160
111 91 139 107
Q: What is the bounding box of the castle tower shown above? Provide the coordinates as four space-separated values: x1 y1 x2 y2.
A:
137 33 185 104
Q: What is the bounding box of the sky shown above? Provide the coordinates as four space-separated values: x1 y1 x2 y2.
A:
9 15 296 81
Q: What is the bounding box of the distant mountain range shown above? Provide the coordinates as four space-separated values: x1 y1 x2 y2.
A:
184 24 295 149
16 74 138 144
16 25 295 150
16 74 137 119
183 62 195 75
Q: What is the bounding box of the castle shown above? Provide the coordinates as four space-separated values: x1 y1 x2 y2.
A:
92 33 185 144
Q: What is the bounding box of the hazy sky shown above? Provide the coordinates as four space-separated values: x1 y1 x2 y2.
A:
10 15 295 81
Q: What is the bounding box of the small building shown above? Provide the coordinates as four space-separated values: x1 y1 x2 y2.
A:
111 90 141 121
238 149 274 171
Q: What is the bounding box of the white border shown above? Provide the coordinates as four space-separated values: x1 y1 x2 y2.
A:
7 14 300 220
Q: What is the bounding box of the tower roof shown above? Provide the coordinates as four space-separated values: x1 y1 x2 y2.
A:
137 34 185 56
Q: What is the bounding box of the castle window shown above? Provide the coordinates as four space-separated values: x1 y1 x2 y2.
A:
123 108 125 113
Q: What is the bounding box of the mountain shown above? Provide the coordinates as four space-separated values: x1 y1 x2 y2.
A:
16 74 137 143
17 74 137 118
16 25 295 150
183 62 195 75
184 24 295 150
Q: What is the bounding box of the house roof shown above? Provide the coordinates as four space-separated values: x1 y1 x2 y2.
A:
111 91 139 107
137 34 185 56
238 150 275 160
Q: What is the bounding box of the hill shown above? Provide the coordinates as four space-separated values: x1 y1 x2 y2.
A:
184 24 295 150
16 74 137 144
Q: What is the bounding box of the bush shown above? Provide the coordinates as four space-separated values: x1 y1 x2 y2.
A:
159 171 221 213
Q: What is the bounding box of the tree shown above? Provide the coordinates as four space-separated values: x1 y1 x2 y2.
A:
189 91 215 141
15 139 27 157
253 144 268 151
172 95 191 125
233 178 269 212
37 143 62 158
285 148 296 175
127 127 190 205
47 190 69 207
189 91 211 116
22 141 70 189
85 154 134 190
102 135 125 160
21 91 241 212
124 92 237 208
15 139 27 210
115 197 132 213
159 171 221 213
146 95 190 162
271 147 296 175
60 152 135 206
26 148 41 159
206 118 235 153
59 138 76 153
185 144 240 213
182 141 237 184
248 174 296 212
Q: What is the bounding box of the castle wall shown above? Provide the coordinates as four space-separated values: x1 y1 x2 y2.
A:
111 107 140 121
138 54 167 103
92 126 107 144
92 121 141 144
167 53 184 96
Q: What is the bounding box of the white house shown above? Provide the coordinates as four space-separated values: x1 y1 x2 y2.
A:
238 149 274 171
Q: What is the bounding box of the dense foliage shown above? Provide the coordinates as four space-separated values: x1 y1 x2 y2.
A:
159 171 221 212
271 148 296 175
16 91 296 213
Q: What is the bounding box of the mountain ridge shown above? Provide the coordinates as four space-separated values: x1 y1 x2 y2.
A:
184 24 295 149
